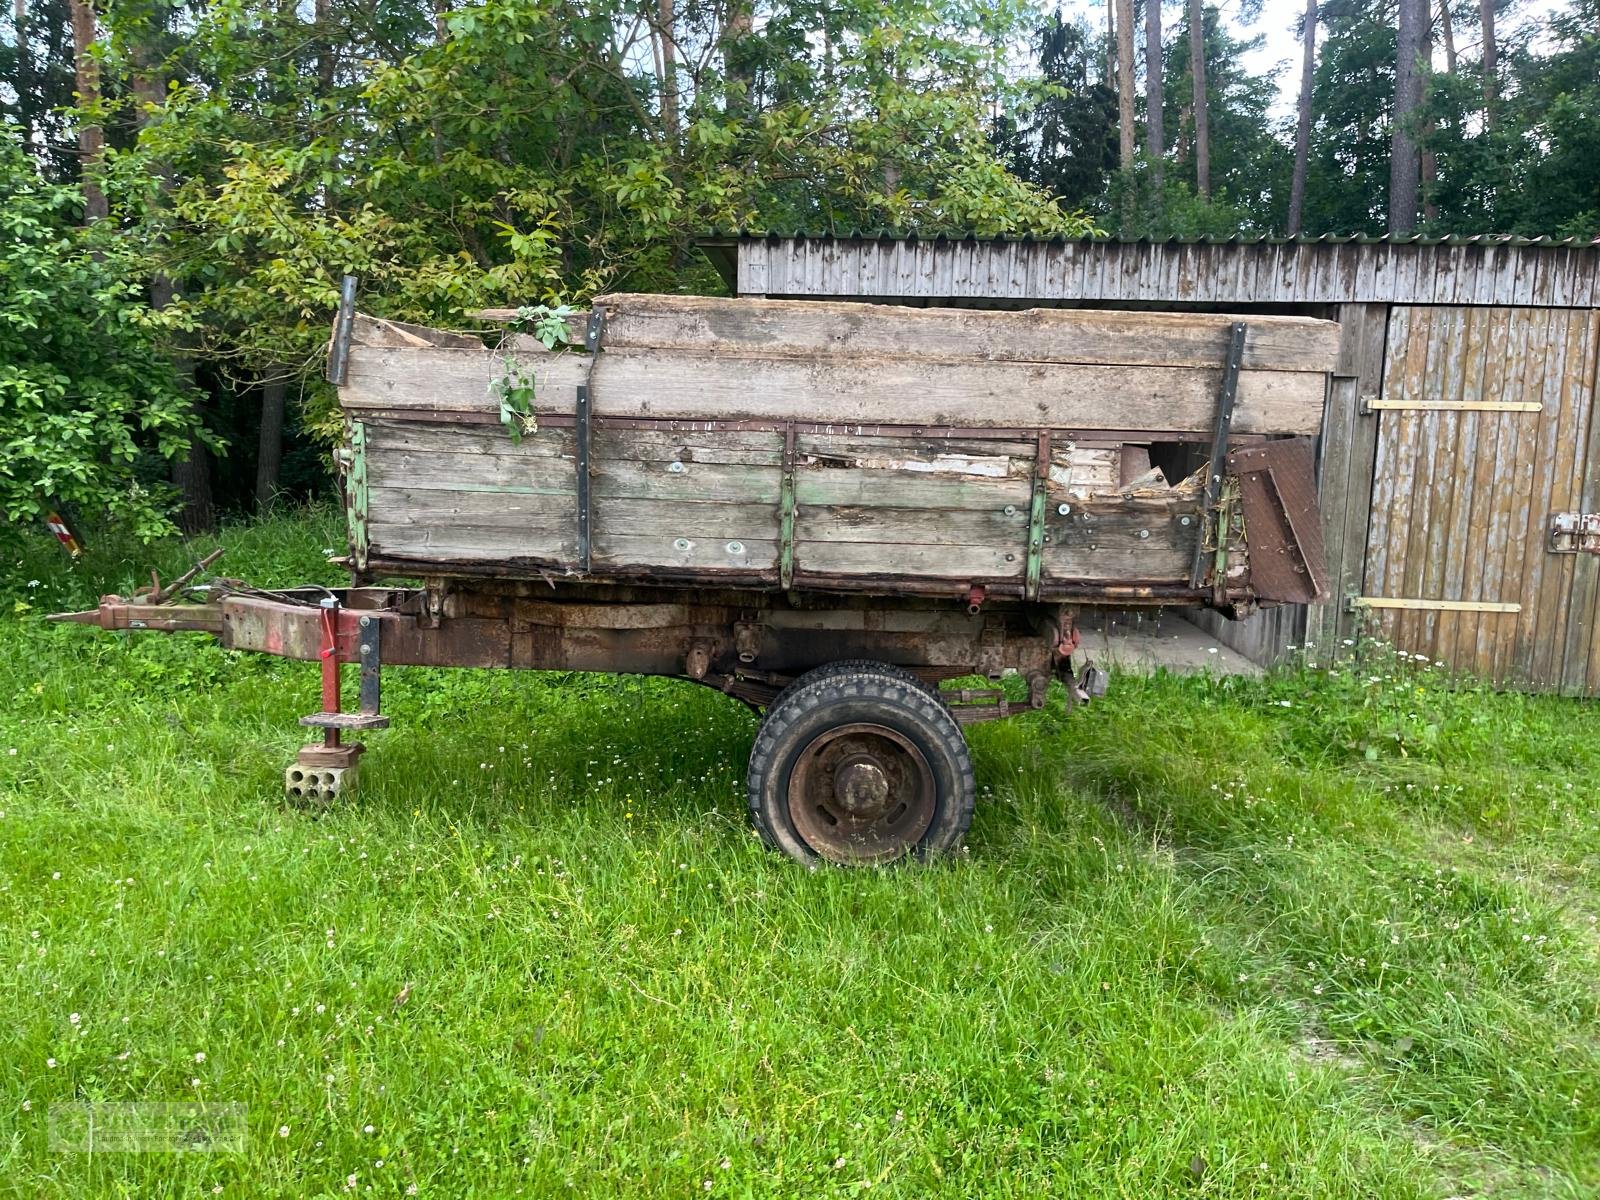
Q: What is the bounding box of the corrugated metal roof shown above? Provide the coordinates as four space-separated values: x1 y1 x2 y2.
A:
702 230 1600 247
703 232 1600 308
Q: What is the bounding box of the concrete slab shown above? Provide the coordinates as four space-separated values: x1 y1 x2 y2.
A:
1076 609 1262 677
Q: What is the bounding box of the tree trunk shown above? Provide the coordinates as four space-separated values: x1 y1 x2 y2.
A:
14 0 33 154
1145 0 1164 187
68 0 107 220
723 0 753 115
1188 0 1209 199
1389 0 1426 233
1420 8 1438 224
1288 0 1317 236
1105 0 1117 91
1438 0 1456 72
315 0 336 91
1478 0 1498 130
256 376 287 510
658 0 679 145
1114 0 1136 173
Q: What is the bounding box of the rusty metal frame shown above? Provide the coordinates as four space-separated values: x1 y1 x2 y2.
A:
1226 437 1330 604
57 581 1091 728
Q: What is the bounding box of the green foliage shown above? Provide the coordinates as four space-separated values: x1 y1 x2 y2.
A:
0 127 203 538
490 303 577 443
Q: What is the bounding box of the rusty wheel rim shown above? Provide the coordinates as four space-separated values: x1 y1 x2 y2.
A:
787 722 937 864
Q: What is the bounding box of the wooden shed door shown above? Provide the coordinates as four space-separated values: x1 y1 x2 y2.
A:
1362 305 1600 693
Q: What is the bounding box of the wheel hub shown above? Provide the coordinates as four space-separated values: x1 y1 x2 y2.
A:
833 755 890 814
788 723 937 864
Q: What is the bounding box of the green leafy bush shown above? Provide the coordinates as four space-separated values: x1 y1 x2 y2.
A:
0 126 203 538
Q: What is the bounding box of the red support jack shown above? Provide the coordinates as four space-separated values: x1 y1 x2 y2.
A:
286 598 389 805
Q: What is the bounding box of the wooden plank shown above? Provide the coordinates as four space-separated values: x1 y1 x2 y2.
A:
593 428 783 466
1317 304 1386 654
582 292 1342 373
1421 308 1471 662
368 522 574 562
1366 399 1542 412
1503 309 1561 684
343 343 1328 435
1465 311 1515 676
797 541 1021 579
793 466 1030 510
1530 310 1592 687
1452 309 1511 675
1560 312 1600 694
342 345 588 413
795 505 1029 545
1490 311 1554 683
369 489 773 542
798 432 1036 465
1351 598 1522 613
368 487 572 526
594 534 778 573
368 448 574 495
1393 309 1437 653
366 420 575 459
596 350 1327 435
349 314 483 350
592 459 783 505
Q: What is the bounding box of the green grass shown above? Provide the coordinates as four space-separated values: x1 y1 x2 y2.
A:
2 508 1599 1197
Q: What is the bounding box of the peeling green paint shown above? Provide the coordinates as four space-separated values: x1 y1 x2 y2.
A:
345 421 370 570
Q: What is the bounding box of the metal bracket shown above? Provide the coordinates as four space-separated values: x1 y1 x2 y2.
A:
779 421 797 590
326 274 358 385
356 614 382 714
1025 430 1050 601
575 384 592 572
575 305 607 574
1549 512 1600 554
1191 322 1247 590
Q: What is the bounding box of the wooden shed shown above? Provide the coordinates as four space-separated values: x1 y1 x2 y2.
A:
701 233 1600 694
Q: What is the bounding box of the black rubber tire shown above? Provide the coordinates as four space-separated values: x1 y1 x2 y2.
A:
767 659 947 713
747 664 975 866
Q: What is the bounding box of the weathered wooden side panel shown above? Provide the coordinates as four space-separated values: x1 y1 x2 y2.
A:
343 297 1336 601
1362 306 1600 692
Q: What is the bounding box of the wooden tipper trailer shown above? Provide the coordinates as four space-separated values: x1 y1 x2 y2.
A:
57 287 1337 865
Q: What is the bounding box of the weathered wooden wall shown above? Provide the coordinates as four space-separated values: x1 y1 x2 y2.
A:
1361 306 1600 692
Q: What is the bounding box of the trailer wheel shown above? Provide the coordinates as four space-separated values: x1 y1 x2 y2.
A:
748 665 974 866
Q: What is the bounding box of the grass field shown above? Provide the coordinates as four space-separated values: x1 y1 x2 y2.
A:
3 508 1599 1198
